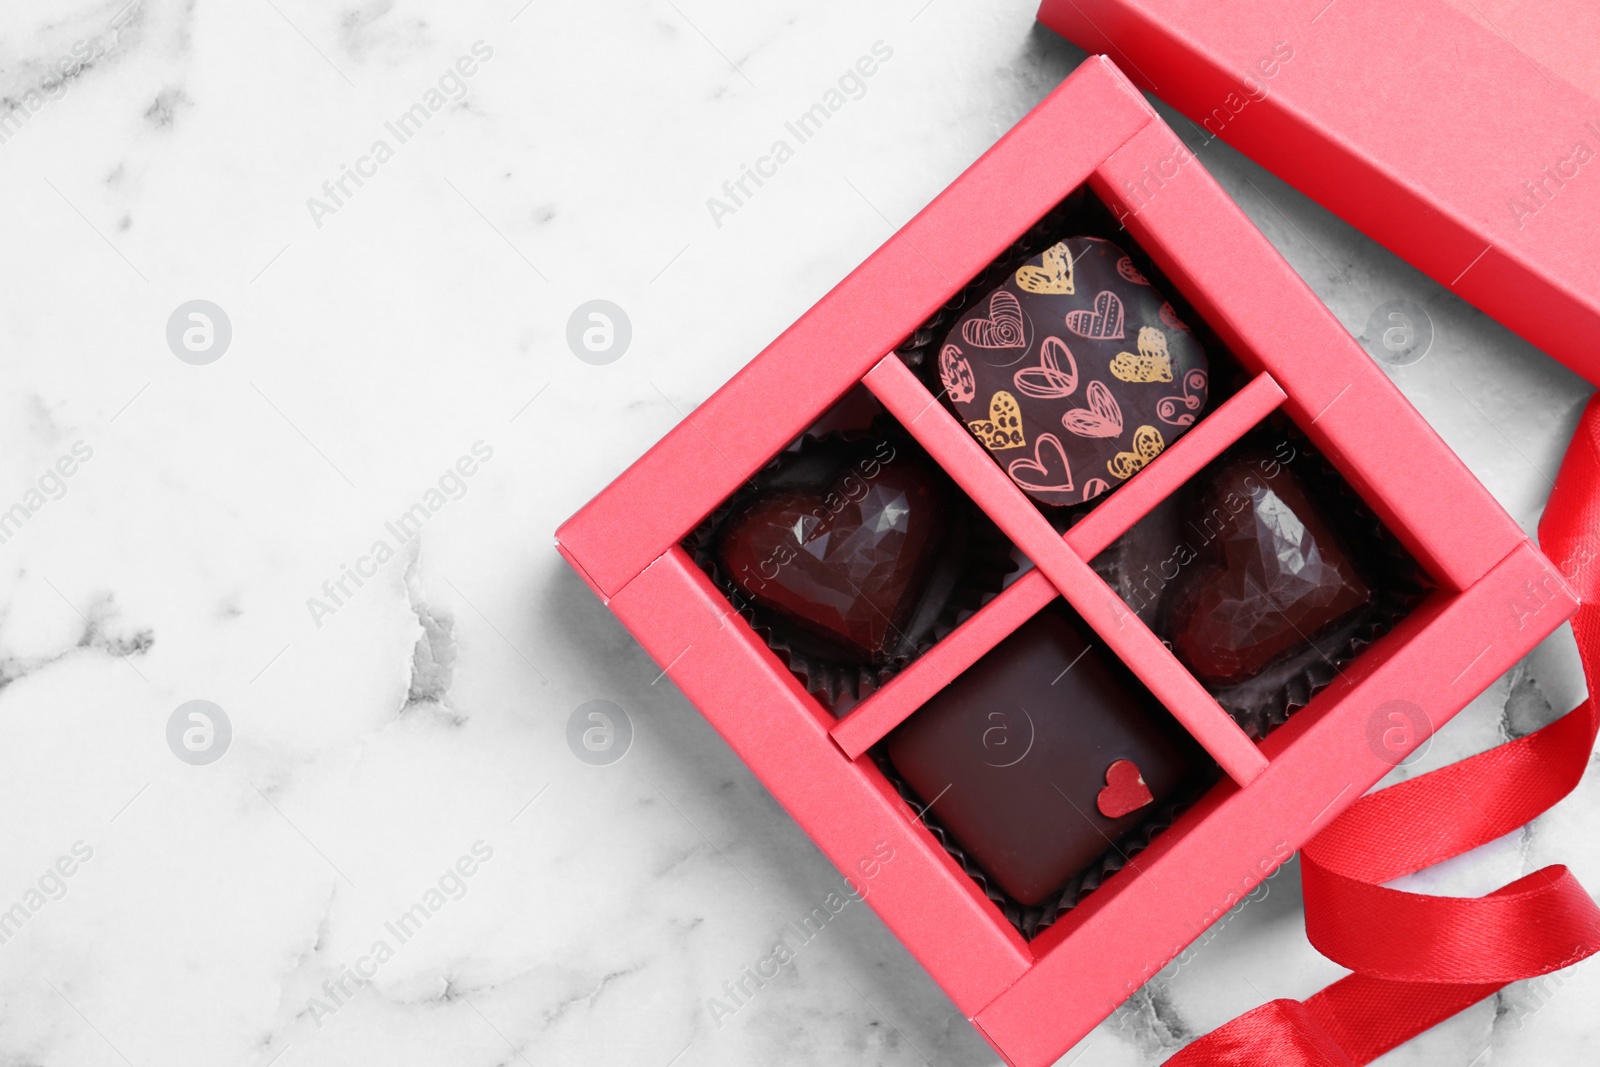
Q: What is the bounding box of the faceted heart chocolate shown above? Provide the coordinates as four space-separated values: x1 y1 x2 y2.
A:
1091 493 1184 627
937 237 1210 508
715 444 949 662
1166 457 1371 687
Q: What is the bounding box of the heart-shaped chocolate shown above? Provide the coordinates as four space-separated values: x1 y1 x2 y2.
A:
716 446 949 662
1166 456 1371 687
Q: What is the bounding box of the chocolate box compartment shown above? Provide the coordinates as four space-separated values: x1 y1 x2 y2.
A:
876 602 1219 940
899 187 1251 523
1095 416 1432 738
682 387 1021 718
557 57 1575 1067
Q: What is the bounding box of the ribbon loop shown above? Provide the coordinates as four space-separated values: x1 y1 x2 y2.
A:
1166 394 1600 1065
1303 864 1600 985
1164 1000 1354 1067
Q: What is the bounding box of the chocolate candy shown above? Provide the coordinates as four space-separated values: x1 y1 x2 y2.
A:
886 606 1203 906
937 237 1209 507
716 440 949 662
1091 494 1184 628
1166 455 1371 687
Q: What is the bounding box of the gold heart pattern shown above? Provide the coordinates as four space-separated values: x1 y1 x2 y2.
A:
1015 241 1075 295
961 290 1029 349
1110 326 1174 383
1108 425 1165 480
938 237 1208 509
966 391 1026 452
939 344 976 403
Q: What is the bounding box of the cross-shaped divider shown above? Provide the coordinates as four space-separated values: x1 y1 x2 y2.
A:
831 354 1289 787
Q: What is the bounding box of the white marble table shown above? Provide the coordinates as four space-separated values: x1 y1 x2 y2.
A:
0 1 1593 1064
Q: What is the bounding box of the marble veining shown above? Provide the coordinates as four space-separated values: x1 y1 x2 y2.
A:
0 0 1593 1064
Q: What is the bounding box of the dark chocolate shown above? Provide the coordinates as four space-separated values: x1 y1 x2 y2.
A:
886 606 1204 906
937 237 1209 508
716 440 950 662
1165 455 1371 687
1090 493 1185 628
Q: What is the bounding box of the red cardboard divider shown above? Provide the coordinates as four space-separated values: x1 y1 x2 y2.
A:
862 355 1269 785
830 370 1289 759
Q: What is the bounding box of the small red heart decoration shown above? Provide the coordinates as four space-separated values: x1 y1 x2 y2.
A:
1096 758 1154 819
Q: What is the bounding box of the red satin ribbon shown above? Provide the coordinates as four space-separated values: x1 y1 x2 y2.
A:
1167 395 1600 1067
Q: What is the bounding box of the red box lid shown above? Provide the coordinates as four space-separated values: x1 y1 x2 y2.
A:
1037 0 1600 387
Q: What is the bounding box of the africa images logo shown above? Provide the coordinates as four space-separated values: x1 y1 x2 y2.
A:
1506 121 1600 230
306 442 493 628
305 42 495 228
704 41 893 228
306 841 494 1027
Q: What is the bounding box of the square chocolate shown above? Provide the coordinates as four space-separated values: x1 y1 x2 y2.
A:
886 605 1208 907
935 236 1210 509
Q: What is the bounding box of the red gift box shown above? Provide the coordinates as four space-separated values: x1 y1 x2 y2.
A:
556 58 1575 1067
1036 0 1600 386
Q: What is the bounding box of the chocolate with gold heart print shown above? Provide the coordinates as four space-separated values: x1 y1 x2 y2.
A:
939 236 1211 509
967 391 1026 452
